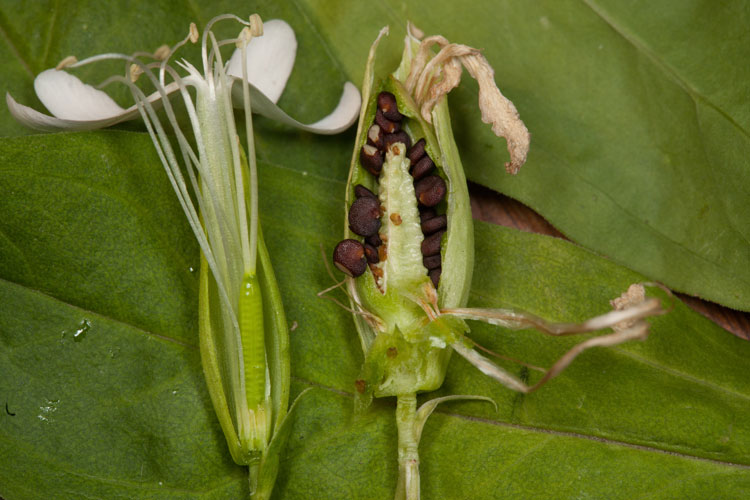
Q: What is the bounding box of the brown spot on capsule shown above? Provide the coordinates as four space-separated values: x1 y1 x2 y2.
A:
407 138 426 164
360 144 383 176
378 91 403 121
375 108 400 134
423 254 441 270
333 239 367 277
364 243 379 264
429 268 441 288
415 175 447 207
386 347 398 358
384 131 412 152
349 196 381 237
390 213 402 225
378 244 387 261
411 155 434 180
354 184 377 199
355 379 366 393
421 230 445 257
421 214 447 234
371 265 384 280
367 124 384 150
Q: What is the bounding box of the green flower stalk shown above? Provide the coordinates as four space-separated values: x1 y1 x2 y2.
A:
331 24 666 500
9 13 360 499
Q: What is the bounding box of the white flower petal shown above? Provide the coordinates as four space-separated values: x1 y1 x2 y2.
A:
233 80 361 135
227 19 297 104
35 69 126 121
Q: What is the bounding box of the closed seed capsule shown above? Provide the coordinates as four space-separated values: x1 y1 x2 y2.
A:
333 239 367 277
364 243 380 263
415 175 447 207
411 155 434 181
377 91 403 121
423 253 441 270
384 131 412 152
354 184 377 199
428 267 441 288
375 108 400 134
360 144 383 175
349 196 382 237
407 138 426 165
367 124 384 150
421 230 445 257
421 214 447 234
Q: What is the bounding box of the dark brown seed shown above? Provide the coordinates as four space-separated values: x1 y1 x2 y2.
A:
421 214 447 234
421 230 445 256
384 131 412 152
378 91 403 121
354 184 377 199
375 108 400 134
407 138 426 164
415 175 447 207
367 124 384 150
429 268 441 288
333 239 367 277
411 155 434 180
349 196 382 237
366 233 382 247
419 208 436 223
364 243 379 263
423 254 441 270
360 144 383 175
355 379 366 393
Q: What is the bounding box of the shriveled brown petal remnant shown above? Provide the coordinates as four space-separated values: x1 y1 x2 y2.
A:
404 32 531 175
610 283 647 331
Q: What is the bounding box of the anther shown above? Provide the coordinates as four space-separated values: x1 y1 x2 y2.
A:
333 239 367 277
377 91 403 121
421 214 447 234
367 124 384 150
55 55 78 70
153 45 171 61
349 196 382 237
360 144 384 176
429 268 442 288
415 175 447 207
248 13 264 37
354 184 377 199
129 64 144 83
411 155 434 180
384 131 412 152
421 230 445 256
189 22 200 44
423 254 441 270
407 138 427 164
364 243 379 264
375 108 400 134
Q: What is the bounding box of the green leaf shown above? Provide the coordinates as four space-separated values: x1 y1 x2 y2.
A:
2 131 750 499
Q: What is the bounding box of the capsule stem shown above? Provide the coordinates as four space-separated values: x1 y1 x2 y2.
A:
395 393 420 500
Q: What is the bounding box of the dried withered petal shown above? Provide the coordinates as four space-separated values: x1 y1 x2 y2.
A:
377 91 403 121
421 230 445 256
423 253 441 270
411 155 434 180
360 144 384 175
366 233 383 247
364 243 379 263
428 267 441 288
421 214 447 234
333 239 367 277
349 196 382 237
375 108 400 134
354 184 377 199
407 138 426 164
415 175 447 207
419 207 436 223
384 131 412 152
367 124 384 150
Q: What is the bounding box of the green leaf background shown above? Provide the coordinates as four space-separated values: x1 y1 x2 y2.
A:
1 1 748 499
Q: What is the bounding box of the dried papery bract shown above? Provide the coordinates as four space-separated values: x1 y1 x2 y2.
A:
333 24 665 500
8 13 361 500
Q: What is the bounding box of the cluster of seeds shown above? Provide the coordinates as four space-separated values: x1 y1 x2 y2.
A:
334 92 447 289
